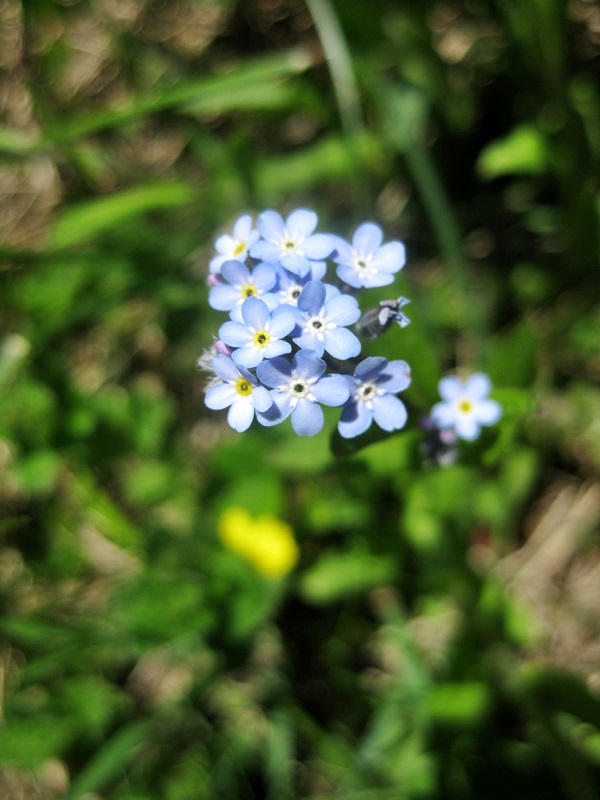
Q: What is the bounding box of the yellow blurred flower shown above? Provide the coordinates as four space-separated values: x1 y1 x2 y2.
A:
218 507 299 578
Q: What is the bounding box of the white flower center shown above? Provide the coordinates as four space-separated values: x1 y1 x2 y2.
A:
279 230 304 256
284 375 316 407
283 284 302 304
352 253 375 277
356 381 379 407
306 314 330 336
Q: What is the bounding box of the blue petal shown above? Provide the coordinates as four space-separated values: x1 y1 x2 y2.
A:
249 240 280 262
303 233 335 259
298 280 325 314
286 208 317 237
218 320 251 348
372 394 408 431
292 331 324 357
264 339 292 359
475 398 502 425
252 262 278 292
232 214 253 239
338 401 373 438
256 392 292 426
323 327 361 359
241 296 269 329
231 345 262 369
465 373 492 400
209 284 241 311
205 383 236 410
330 235 353 264
376 360 411 393
292 349 325 380
335 263 364 289
372 241 406 273
311 375 350 406
325 293 360 326
430 400 456 428
257 357 292 388
221 260 250 285
212 353 244 382
228 398 255 432
455 416 480 441
281 252 311 277
291 399 324 436
354 357 387 382
252 386 273 413
269 307 297 338
258 210 285 241
352 222 382 254
438 376 462 401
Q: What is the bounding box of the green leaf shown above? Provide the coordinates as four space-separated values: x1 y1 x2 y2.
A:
50 182 196 249
299 547 395 605
477 123 549 179
66 719 153 800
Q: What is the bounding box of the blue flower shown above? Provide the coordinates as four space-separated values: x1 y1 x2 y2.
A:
256 350 349 436
292 280 361 360
204 355 273 432
209 214 259 275
338 357 411 438
332 222 406 289
430 373 502 441
208 260 279 322
218 297 296 369
250 209 335 277
275 262 328 306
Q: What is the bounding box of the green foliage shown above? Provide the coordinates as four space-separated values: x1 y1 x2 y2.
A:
1 0 600 798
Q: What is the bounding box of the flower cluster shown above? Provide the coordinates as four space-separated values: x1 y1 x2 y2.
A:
201 209 504 447
202 209 411 437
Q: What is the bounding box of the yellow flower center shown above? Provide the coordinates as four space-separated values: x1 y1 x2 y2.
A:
232 241 246 256
459 399 473 413
236 378 253 396
242 284 257 298
253 330 270 348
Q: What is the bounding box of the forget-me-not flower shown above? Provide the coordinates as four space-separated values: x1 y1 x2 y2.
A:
338 357 411 438
332 222 406 289
430 373 502 441
204 354 273 432
209 214 260 275
218 297 296 369
250 209 335 277
256 349 349 436
275 262 328 306
293 280 361 360
208 260 279 322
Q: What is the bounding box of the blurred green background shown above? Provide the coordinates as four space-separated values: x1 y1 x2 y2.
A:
1 0 600 797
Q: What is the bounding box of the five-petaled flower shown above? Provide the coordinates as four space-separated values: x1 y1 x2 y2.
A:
257 349 349 436
430 373 502 441
331 222 406 289
208 260 278 322
250 209 335 277
218 296 297 369
292 280 361 360
204 354 273 432
209 214 260 275
338 356 411 438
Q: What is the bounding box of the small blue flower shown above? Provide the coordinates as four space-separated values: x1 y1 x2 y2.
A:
250 209 335 277
218 297 297 369
256 350 349 436
430 373 502 441
205 354 273 432
332 222 406 289
208 260 279 322
338 357 411 439
292 281 361 360
275 262 328 306
209 214 260 275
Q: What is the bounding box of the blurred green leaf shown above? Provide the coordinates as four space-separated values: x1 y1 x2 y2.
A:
477 124 549 179
50 182 196 249
66 719 153 800
299 547 395 605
